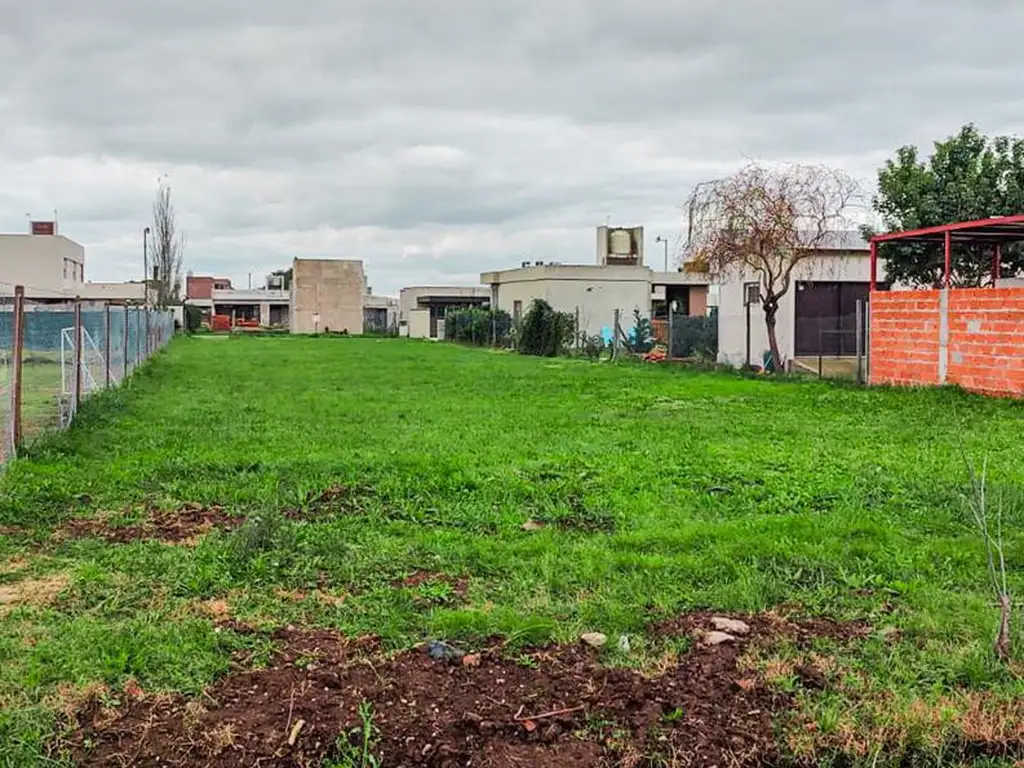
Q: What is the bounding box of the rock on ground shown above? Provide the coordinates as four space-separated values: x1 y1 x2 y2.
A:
580 632 607 648
711 617 751 636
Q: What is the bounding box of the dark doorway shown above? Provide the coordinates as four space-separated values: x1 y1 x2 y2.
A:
794 282 869 356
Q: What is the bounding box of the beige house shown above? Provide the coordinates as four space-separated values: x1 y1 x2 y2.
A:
399 285 491 339
479 225 710 337
364 294 399 332
0 227 154 302
290 258 366 334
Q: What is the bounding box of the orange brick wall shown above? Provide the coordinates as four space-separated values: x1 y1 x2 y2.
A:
870 287 1024 397
869 290 941 387
947 288 1024 397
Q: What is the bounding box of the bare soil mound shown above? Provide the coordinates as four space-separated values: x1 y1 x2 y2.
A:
66 613 859 767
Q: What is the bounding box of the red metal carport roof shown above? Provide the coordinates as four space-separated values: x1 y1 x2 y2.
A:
869 214 1024 290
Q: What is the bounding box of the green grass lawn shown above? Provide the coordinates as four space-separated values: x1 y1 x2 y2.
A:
0 336 1022 766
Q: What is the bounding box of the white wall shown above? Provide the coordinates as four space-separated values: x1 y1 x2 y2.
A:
717 251 880 367
77 282 147 301
399 286 489 321
483 265 652 335
408 308 431 339
0 235 85 295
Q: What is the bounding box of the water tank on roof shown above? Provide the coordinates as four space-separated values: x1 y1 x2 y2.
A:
609 228 633 255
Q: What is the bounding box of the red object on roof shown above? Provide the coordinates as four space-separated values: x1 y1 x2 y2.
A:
869 214 1024 290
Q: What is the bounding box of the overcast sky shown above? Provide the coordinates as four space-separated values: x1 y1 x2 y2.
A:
2 0 1021 295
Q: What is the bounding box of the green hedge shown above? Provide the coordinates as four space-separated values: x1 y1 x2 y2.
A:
446 308 512 346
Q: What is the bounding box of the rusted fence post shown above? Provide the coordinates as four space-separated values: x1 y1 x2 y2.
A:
73 297 82 414
105 303 111 388
11 285 25 449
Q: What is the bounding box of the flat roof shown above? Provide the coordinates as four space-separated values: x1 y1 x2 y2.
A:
416 295 488 304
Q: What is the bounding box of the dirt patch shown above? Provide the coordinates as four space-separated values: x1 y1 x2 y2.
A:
65 613 858 768
0 572 69 617
0 556 30 575
57 504 244 545
652 611 870 646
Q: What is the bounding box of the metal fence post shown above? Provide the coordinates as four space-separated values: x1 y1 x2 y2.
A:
123 304 129 379
145 306 151 359
104 303 111 388
865 298 871 384
612 308 620 359
136 306 142 369
818 329 824 379
855 299 864 385
73 297 82 413
575 306 580 352
11 286 24 450
668 304 675 359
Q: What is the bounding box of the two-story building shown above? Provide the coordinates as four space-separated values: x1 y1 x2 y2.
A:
0 222 147 302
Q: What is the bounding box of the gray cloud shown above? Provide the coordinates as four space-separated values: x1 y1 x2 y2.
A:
2 0 1023 292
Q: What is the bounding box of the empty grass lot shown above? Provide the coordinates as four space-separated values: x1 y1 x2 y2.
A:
0 336 1022 766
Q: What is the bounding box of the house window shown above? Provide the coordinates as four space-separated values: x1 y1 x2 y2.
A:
63 260 68 279
513 300 522 323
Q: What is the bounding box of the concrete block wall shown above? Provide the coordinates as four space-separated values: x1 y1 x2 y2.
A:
870 287 1024 397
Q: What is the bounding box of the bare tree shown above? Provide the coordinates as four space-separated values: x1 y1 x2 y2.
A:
684 163 861 370
963 455 1013 661
150 179 185 308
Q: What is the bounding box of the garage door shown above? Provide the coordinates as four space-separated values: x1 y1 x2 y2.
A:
794 282 869 356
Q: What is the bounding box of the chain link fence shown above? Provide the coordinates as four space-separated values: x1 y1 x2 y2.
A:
0 286 175 464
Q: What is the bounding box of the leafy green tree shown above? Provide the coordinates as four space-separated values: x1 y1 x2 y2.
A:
870 124 1024 287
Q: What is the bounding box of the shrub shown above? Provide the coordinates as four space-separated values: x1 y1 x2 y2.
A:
578 332 606 361
184 304 204 334
671 312 718 359
446 308 512 346
517 299 575 357
628 309 655 353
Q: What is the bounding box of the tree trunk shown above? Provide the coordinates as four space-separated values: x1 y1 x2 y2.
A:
996 593 1011 662
764 306 782 372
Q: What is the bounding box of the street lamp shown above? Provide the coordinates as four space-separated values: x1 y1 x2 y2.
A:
655 236 670 272
143 227 151 307
143 226 151 359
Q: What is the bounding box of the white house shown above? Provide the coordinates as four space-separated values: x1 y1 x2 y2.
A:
713 232 885 368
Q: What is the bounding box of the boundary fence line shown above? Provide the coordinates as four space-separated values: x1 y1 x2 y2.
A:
1 286 175 465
